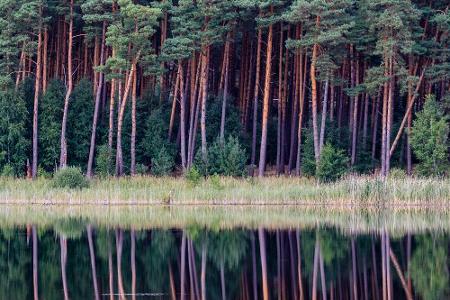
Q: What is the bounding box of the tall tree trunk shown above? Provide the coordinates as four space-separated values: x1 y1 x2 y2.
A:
310 16 321 164
59 0 74 168
42 28 48 94
87 23 106 177
220 36 230 144
258 7 274 177
179 62 187 171
200 45 210 161
116 53 140 176
277 23 284 174
319 77 329 154
251 26 262 167
87 225 100 300
32 20 43 179
130 66 137 175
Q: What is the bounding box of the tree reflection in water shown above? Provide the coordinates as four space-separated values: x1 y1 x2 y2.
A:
0 223 448 299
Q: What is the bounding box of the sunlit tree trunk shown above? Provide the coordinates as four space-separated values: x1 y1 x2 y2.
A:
310 16 321 164
32 17 43 179
59 0 74 168
251 25 262 167
258 5 274 177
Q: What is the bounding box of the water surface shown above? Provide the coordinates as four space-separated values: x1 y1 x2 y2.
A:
0 206 448 300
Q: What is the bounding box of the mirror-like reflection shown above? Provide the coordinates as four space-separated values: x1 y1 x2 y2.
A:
1 221 449 299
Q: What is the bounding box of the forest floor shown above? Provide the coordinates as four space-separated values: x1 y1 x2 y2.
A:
0 175 449 206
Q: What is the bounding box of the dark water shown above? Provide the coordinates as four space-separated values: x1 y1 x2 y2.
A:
0 223 448 300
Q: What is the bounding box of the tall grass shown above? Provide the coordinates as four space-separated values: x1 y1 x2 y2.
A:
0 175 449 205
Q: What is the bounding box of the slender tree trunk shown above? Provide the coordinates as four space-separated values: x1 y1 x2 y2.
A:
32 21 43 179
59 0 74 168
130 66 137 175
220 36 230 144
200 45 210 161
116 53 140 176
42 28 48 94
179 62 187 171
319 77 329 154
87 225 100 300
277 23 284 174
87 23 106 177
168 70 180 141
310 16 321 163
258 7 274 177
251 26 262 167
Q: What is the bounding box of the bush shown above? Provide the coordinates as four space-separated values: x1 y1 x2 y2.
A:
316 144 349 182
96 144 114 178
185 166 202 186
1 164 14 178
389 168 407 179
52 167 89 189
410 95 449 177
151 147 174 176
194 136 247 177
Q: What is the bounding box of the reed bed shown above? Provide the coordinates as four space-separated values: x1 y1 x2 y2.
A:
0 175 449 206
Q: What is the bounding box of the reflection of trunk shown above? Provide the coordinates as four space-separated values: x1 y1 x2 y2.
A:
363 257 369 300
276 231 281 300
60 236 69 300
351 237 357 300
251 232 258 300
406 234 412 294
32 226 39 300
371 237 379 300
131 229 136 300
201 242 207 300
319 246 327 300
116 229 126 300
296 230 304 300
288 231 298 300
109 243 114 300
258 228 269 300
180 232 187 300
169 263 177 300
188 239 199 299
312 238 320 300
220 260 226 300
87 225 100 300
389 248 412 300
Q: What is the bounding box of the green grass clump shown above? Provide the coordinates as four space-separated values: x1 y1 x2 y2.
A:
52 167 89 189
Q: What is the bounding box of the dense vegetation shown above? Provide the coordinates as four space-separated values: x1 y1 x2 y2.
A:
0 0 448 180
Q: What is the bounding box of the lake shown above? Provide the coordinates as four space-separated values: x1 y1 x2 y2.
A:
0 205 448 299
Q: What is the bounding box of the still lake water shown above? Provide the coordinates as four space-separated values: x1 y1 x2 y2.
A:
0 206 448 299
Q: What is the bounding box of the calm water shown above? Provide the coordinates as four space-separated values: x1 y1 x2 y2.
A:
0 220 448 300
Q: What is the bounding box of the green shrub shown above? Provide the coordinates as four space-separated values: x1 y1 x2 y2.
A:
194 136 247 177
410 95 449 177
151 147 174 176
52 167 89 189
37 166 52 179
136 163 147 175
209 174 224 190
316 144 349 182
389 167 407 179
1 164 14 178
96 144 114 178
185 167 202 186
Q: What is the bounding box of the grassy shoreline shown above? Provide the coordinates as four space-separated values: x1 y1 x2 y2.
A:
0 175 449 205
